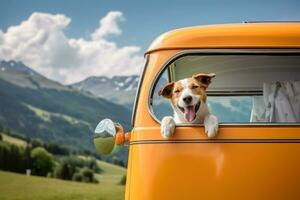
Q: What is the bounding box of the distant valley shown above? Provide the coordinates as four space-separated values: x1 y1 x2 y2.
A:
0 60 133 156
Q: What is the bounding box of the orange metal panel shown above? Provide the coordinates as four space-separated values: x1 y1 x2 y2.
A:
131 126 300 141
125 23 300 200
146 23 300 54
126 127 300 200
133 50 179 127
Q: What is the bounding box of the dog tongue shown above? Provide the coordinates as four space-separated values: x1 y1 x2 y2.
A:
184 106 196 122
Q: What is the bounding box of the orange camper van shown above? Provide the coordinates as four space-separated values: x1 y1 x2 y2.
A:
94 22 300 200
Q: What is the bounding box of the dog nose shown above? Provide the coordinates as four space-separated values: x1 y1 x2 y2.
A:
183 96 192 104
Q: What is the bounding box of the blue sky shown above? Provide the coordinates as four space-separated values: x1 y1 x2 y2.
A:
0 0 299 84
1 0 300 50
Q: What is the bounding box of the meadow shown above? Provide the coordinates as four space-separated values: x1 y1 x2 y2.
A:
0 160 126 200
0 133 126 200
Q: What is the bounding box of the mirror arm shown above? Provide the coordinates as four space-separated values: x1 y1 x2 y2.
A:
115 131 131 146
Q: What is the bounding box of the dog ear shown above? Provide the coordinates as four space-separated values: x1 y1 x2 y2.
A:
192 73 215 89
158 82 174 98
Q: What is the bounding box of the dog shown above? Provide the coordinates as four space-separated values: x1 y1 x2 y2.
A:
158 73 219 139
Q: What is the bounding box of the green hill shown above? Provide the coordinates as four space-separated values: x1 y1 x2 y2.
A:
0 60 131 153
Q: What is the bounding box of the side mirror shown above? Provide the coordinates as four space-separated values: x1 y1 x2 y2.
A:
93 118 130 155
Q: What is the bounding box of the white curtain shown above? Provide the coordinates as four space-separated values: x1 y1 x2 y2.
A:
250 96 266 122
251 81 300 123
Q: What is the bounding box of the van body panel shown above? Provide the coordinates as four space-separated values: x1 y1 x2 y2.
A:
126 23 300 199
128 139 300 199
146 23 300 54
126 127 300 199
126 126 300 200
131 126 300 141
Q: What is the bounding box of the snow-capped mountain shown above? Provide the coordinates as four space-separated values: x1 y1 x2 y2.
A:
71 75 140 108
0 60 38 75
0 60 68 90
73 75 139 92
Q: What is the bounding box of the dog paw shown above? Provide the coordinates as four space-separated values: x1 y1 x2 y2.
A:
204 114 219 138
205 125 218 138
161 116 176 139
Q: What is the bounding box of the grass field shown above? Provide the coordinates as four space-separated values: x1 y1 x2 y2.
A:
0 170 125 200
0 134 127 200
1 133 27 147
95 160 126 184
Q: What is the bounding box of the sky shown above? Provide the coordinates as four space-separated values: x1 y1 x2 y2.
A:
0 0 300 84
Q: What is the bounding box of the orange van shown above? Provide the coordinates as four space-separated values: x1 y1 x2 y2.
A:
94 22 300 200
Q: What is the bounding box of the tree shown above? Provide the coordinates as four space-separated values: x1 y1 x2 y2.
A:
72 172 83 182
119 174 126 185
0 141 10 170
31 139 43 149
0 141 29 173
54 157 76 180
9 144 24 173
31 147 54 176
54 156 101 183
80 167 95 183
45 143 70 155
86 157 101 173
24 144 32 170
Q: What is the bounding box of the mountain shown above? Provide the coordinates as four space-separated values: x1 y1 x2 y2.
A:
0 60 131 153
0 60 67 90
70 75 139 109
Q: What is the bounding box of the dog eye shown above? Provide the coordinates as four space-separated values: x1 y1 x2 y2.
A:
192 85 199 89
174 90 180 93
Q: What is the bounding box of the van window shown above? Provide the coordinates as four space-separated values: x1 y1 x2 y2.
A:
150 53 300 124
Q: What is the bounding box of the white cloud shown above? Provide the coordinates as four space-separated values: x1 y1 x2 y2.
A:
0 11 144 84
91 11 125 40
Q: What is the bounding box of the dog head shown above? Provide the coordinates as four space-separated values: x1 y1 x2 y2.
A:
158 73 215 123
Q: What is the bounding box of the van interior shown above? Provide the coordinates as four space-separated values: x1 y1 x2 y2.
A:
151 54 300 124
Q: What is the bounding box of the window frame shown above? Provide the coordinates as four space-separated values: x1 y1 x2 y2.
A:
147 49 300 127
131 54 150 127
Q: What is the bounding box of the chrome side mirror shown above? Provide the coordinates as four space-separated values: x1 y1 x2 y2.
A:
93 118 130 155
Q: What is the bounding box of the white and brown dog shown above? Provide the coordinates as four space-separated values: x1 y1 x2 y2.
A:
158 73 219 139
